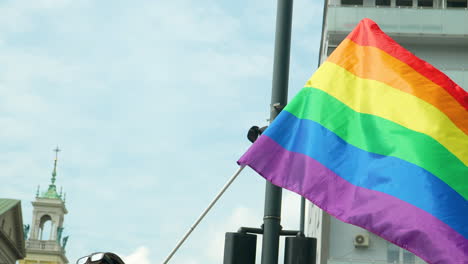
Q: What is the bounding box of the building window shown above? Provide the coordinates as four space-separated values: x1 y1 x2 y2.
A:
396 0 413 6
403 252 416 264
447 0 468 7
376 0 391 5
387 243 399 263
418 0 433 6
341 0 364 5
387 243 416 264
39 214 53 240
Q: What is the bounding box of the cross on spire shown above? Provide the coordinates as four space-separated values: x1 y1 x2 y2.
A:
51 146 61 185
53 146 61 160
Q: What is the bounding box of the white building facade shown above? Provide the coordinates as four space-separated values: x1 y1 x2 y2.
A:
307 0 467 263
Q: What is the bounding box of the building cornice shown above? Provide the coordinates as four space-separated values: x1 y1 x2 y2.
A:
31 200 68 214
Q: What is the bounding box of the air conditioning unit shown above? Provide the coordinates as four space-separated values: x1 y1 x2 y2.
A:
354 234 369 247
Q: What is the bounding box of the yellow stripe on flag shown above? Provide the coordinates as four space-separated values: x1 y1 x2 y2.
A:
306 62 468 165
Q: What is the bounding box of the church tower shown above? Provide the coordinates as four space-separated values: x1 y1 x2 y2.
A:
19 148 69 264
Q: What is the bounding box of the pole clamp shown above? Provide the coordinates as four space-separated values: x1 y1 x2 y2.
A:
271 103 285 111
263 215 281 221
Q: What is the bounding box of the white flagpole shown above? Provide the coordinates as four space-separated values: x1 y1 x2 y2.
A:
161 165 246 264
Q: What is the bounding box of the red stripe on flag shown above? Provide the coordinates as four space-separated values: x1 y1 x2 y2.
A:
346 18 468 111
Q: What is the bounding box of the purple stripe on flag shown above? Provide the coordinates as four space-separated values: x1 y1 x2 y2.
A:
238 135 468 264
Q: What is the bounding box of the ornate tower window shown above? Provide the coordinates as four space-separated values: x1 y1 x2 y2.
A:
38 215 53 240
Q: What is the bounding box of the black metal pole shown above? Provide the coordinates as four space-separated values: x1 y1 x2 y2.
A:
261 0 293 263
300 197 305 235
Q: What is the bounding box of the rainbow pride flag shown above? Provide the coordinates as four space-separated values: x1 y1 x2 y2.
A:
238 18 468 263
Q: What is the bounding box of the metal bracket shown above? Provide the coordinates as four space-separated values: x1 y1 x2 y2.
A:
238 225 303 237
271 103 285 111
238 227 264 235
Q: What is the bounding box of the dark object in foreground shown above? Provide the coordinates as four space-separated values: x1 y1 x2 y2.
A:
247 126 268 143
76 252 125 264
223 232 257 264
284 236 317 264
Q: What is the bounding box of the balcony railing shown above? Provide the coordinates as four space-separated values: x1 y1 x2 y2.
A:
327 6 468 35
26 240 63 252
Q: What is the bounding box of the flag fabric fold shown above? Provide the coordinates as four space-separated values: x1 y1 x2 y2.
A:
238 18 468 264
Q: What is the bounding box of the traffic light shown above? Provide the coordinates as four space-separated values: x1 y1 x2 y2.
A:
284 236 317 264
223 232 257 264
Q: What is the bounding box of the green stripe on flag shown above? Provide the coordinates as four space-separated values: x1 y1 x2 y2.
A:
284 87 468 199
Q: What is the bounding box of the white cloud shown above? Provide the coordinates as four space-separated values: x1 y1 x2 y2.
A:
123 246 151 264
0 0 76 36
32 0 73 9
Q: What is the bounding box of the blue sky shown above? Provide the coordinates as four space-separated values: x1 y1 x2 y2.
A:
2 0 324 263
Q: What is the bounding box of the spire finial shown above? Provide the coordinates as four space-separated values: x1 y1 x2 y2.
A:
54 146 60 159
51 146 61 185
36 185 40 197
41 147 63 199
